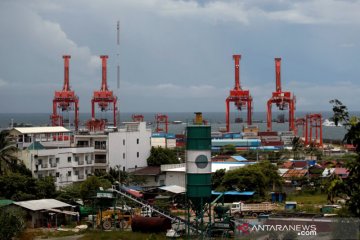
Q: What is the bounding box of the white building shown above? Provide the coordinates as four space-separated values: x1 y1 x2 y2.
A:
108 122 151 170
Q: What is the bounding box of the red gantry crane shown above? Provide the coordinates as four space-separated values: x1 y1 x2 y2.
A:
305 113 323 147
225 55 253 132
155 114 168 133
50 55 79 131
267 58 296 132
295 117 306 138
132 114 144 122
87 55 118 131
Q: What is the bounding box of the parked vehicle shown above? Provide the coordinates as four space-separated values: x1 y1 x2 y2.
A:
231 202 275 218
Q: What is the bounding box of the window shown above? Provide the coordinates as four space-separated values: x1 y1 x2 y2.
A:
94 154 106 163
67 171 72 176
85 169 88 175
74 170 79 176
75 156 79 162
123 139 125 145
56 172 60 177
49 158 54 164
56 158 60 163
95 141 106 150
85 155 88 161
123 153 125 159
137 152 139 158
67 157 71 162
137 138 139 144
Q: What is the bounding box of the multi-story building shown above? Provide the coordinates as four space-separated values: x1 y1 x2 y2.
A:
10 123 152 187
108 122 151 171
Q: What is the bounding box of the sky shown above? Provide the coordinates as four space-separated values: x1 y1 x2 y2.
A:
0 0 360 114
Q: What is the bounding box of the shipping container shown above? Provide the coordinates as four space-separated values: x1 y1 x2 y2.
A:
261 136 281 142
152 133 167 138
258 131 278 136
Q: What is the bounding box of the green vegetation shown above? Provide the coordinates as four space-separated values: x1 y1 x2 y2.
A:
219 161 282 198
220 144 236 155
287 193 327 204
147 147 179 166
329 99 360 217
0 206 26 240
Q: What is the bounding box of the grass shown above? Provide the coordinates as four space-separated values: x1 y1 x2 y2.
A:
287 193 327 204
79 231 167 240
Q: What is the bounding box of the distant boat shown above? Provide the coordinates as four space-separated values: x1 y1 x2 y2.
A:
172 120 183 124
323 119 342 127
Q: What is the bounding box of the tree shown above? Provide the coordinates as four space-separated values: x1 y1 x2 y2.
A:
0 130 20 175
79 176 112 200
220 144 236 155
36 176 57 199
292 137 304 160
330 99 360 216
56 183 82 204
0 207 26 240
0 173 37 200
212 169 226 190
147 147 179 166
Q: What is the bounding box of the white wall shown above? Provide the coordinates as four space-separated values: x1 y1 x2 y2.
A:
108 122 151 170
165 171 186 188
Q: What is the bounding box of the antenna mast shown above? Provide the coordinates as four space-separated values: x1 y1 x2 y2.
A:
116 20 121 125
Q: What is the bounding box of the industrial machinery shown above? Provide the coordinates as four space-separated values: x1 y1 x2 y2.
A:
96 209 132 230
155 113 168 133
231 202 275 218
50 55 79 131
132 114 144 122
87 56 118 131
186 124 212 234
225 55 253 132
266 58 296 132
305 113 323 147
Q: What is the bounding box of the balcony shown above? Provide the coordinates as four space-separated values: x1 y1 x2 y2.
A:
40 164 48 169
78 175 85 180
78 160 84 166
50 163 57 168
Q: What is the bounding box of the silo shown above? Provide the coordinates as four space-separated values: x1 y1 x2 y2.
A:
186 125 212 214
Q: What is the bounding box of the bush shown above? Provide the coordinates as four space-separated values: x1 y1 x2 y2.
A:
0 207 26 240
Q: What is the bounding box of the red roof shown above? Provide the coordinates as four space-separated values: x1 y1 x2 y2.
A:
334 168 349 178
282 161 293 169
282 169 308 178
293 161 308 168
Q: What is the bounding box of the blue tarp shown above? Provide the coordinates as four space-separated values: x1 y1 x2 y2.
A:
211 191 255 196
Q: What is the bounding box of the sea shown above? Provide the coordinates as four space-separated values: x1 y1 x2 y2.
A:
0 111 356 141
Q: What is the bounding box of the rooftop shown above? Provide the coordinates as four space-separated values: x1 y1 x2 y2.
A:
12 126 70 134
282 169 308 178
13 199 71 211
131 166 161 176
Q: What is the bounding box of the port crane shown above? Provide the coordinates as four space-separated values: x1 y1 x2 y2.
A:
225 55 253 132
87 56 118 131
266 58 296 132
155 114 168 133
50 55 79 131
305 113 323 147
295 117 306 138
132 114 144 122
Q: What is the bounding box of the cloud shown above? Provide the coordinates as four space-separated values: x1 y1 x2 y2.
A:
340 43 355 48
0 78 7 87
121 81 226 99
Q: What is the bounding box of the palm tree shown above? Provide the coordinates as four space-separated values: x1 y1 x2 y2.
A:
292 137 304 160
0 130 19 175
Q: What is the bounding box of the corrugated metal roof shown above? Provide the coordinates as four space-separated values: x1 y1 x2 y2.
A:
12 126 70 134
230 155 247 161
14 199 71 211
212 191 255 196
159 185 186 194
0 199 14 208
282 169 308 178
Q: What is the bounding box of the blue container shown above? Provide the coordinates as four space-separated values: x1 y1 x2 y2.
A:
232 134 242 139
152 133 167 138
166 133 176 139
222 133 233 139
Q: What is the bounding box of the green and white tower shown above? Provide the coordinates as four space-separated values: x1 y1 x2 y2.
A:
186 124 212 216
